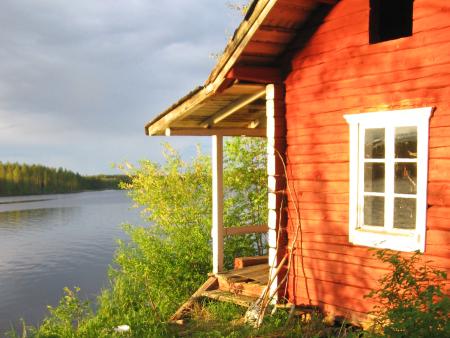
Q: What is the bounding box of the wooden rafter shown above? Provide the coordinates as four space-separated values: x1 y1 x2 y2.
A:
226 66 281 84
200 89 266 128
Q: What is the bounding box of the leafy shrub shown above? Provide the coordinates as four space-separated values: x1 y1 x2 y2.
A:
32 287 92 338
366 250 450 338
7 137 267 337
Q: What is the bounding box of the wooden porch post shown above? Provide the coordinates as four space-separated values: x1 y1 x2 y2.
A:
266 83 287 302
212 134 224 274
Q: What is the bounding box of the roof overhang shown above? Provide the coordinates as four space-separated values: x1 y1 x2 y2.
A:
147 82 267 137
145 0 338 137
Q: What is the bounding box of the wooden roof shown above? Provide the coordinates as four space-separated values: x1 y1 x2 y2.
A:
145 0 337 136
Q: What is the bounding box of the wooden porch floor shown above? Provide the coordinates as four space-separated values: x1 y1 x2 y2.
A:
202 263 269 306
219 263 269 285
170 263 269 321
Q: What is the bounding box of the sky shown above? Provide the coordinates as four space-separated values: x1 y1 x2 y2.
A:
0 0 243 175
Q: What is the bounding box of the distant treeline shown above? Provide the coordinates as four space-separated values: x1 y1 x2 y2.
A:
0 162 128 196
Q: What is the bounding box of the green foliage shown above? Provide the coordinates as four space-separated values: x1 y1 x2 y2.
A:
366 250 450 338
224 137 268 267
7 137 267 337
0 162 125 196
29 287 92 338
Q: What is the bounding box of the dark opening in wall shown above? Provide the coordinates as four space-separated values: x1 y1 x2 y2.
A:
370 0 414 44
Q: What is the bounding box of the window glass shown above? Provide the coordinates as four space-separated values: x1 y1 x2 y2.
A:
364 196 384 226
365 128 385 158
364 163 385 192
394 198 416 229
395 126 417 158
395 163 417 194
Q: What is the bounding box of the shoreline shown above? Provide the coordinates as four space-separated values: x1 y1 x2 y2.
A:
0 189 122 204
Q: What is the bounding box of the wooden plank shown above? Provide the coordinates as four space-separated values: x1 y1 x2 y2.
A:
234 255 268 269
221 263 269 279
201 90 266 128
170 276 218 322
287 208 348 223
212 135 224 274
165 127 265 137
294 267 381 290
288 244 450 271
228 266 270 282
217 275 267 297
243 40 287 56
287 163 349 181
200 289 257 307
226 65 282 83
224 224 268 236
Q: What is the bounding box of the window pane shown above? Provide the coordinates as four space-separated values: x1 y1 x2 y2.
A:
394 198 416 229
364 196 384 227
395 126 417 158
364 163 385 192
395 163 417 194
365 128 385 159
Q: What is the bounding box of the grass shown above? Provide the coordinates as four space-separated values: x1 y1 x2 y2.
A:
172 300 362 338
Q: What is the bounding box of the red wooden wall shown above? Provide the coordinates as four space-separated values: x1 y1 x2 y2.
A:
283 0 450 323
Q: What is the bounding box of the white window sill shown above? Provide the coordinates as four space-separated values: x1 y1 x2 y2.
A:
350 228 424 252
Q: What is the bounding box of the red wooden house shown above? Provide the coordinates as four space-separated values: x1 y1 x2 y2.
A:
145 0 450 325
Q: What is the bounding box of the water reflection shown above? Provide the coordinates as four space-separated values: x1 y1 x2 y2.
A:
0 207 78 232
0 191 141 333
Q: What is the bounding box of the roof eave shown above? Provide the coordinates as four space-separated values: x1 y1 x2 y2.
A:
145 0 278 136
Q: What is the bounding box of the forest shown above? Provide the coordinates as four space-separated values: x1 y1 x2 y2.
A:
0 162 126 196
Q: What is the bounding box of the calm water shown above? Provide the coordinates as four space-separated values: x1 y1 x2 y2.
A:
0 190 141 333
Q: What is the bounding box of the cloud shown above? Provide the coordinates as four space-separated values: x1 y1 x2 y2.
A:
0 0 238 174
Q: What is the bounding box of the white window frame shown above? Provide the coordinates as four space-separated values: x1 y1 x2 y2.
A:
344 107 433 252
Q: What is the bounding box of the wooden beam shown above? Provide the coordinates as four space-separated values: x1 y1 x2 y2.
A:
258 24 297 34
212 135 224 274
146 86 212 136
169 276 219 322
224 225 268 236
165 127 266 137
226 66 281 84
201 89 266 128
234 256 268 270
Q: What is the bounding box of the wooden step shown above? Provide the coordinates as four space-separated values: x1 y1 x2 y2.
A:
216 264 268 298
200 289 258 307
217 275 266 298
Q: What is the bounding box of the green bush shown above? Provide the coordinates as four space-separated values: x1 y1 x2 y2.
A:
8 137 267 337
366 250 450 338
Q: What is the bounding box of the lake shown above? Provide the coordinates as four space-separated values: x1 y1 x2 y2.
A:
0 190 142 333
